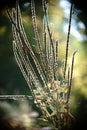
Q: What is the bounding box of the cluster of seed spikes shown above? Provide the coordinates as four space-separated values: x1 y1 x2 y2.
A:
0 0 77 129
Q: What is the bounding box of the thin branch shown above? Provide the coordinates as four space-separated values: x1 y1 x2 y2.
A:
68 67 70 86
55 40 59 79
70 50 77 87
67 50 77 102
42 0 56 80
64 4 73 79
0 95 33 100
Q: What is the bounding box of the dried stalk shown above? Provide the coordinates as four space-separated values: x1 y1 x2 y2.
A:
0 0 77 129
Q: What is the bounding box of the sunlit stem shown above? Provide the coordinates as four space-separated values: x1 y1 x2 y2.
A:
43 17 47 58
55 40 59 79
64 4 73 79
70 50 77 87
68 67 70 86
0 95 33 100
31 0 49 86
31 0 42 54
67 50 77 101
43 0 55 66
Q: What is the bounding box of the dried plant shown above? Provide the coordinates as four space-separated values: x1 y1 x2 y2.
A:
0 0 77 129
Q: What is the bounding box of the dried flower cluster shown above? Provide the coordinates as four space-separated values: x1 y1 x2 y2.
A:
0 0 77 129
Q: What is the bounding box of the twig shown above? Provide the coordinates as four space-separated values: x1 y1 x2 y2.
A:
64 4 73 79
0 95 33 100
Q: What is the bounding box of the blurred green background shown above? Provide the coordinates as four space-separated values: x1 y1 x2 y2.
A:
0 0 87 129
